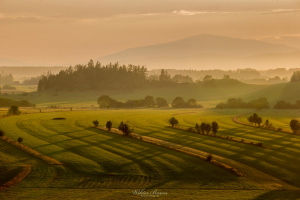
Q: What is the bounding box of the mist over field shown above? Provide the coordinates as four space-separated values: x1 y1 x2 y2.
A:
1 1 300 200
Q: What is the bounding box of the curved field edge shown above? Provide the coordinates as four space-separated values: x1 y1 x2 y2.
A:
0 165 31 191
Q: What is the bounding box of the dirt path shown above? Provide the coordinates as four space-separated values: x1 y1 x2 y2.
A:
97 126 298 191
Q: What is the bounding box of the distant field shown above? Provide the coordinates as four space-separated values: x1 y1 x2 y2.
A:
1 109 300 199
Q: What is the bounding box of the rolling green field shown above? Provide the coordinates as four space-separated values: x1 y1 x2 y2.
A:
1 82 300 199
1 108 300 199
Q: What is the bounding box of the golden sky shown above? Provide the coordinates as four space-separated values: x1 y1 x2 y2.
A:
0 0 300 65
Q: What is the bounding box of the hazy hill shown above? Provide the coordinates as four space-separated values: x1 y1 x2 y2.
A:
0 58 28 66
98 35 299 69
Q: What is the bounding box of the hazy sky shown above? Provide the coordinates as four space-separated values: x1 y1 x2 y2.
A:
0 0 300 65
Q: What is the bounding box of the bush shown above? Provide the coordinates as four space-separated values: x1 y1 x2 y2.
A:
93 120 99 127
257 142 263 147
8 105 21 115
206 153 213 161
118 121 133 136
0 130 5 136
186 127 195 132
277 128 283 131
18 137 23 143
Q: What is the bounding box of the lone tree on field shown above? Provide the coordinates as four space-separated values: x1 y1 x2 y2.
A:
106 121 112 131
8 105 21 115
18 137 23 143
290 119 300 134
247 116 254 125
206 124 212 135
169 117 179 128
118 121 133 136
93 120 99 127
212 121 219 136
265 119 269 127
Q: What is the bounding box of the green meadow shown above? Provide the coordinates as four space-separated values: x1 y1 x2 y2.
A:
1 82 300 199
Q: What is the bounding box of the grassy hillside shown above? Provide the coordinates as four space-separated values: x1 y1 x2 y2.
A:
1 109 300 198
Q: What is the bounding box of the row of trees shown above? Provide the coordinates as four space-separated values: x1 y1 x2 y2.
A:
97 95 202 108
0 98 35 107
290 71 300 82
216 97 270 109
273 100 300 109
93 120 133 136
169 117 219 135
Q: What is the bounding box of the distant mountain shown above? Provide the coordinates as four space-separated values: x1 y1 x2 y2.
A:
97 35 299 69
0 58 29 66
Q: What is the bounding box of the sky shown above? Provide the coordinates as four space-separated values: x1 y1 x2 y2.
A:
0 0 300 66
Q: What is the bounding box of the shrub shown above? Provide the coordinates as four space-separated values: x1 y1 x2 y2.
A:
93 120 99 127
257 142 263 147
18 137 23 143
187 127 195 132
241 139 244 142
206 153 213 161
277 128 282 131
0 130 5 136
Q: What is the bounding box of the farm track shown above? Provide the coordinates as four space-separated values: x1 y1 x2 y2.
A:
0 165 31 191
97 126 298 191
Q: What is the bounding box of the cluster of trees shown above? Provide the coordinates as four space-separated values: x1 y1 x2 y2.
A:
291 71 300 82
195 122 219 136
97 95 202 108
216 97 270 109
247 113 263 126
0 98 35 107
38 60 148 91
242 76 288 85
2 84 16 90
169 117 219 135
172 97 202 108
273 100 300 109
92 119 133 136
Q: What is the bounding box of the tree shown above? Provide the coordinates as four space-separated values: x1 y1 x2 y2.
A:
106 121 112 131
172 97 185 108
212 121 219 136
290 119 300 134
195 123 201 133
156 97 169 107
118 121 133 136
247 116 254 125
169 117 179 128
200 122 207 134
93 120 99 127
8 105 20 115
144 95 156 107
257 117 263 126
265 119 269 127
187 98 197 107
206 124 211 135
252 113 259 126
159 69 172 83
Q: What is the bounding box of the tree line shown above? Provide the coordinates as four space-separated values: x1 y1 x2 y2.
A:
216 97 270 109
0 98 35 107
97 95 202 108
